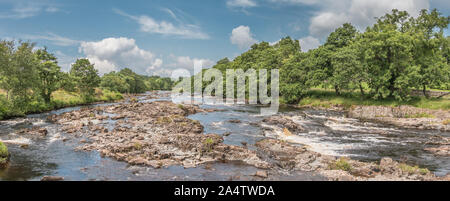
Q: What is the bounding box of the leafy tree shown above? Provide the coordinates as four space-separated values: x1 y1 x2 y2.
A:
330 45 364 95
70 59 100 100
360 10 416 100
409 9 450 97
35 48 63 103
9 42 39 109
119 68 147 93
100 72 130 93
0 41 15 100
322 23 358 95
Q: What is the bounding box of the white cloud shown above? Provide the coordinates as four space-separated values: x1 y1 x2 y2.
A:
79 37 161 75
114 9 210 40
299 36 320 52
227 0 258 8
230 25 258 49
146 58 163 74
308 0 430 39
0 1 62 19
267 0 322 5
348 0 429 28
22 32 81 47
152 56 214 77
309 12 349 38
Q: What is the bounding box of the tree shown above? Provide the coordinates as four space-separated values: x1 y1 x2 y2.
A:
35 48 63 103
330 45 364 95
359 10 416 100
410 9 450 97
119 68 147 93
9 42 39 109
325 23 358 49
323 23 358 95
0 41 14 100
100 72 130 93
70 59 100 100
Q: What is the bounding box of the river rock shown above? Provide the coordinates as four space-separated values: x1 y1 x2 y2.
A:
41 176 64 181
262 115 304 133
228 119 241 124
53 101 270 170
18 126 48 137
348 106 450 131
254 170 268 178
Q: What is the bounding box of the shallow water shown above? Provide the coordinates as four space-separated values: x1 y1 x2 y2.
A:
0 92 449 180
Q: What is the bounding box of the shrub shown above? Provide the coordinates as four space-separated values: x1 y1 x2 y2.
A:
398 164 430 175
329 157 352 172
0 141 9 168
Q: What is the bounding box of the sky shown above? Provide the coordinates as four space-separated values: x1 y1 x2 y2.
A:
0 0 448 77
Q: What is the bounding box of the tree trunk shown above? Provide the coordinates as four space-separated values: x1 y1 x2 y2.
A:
422 84 429 99
334 85 341 96
359 83 365 96
44 93 51 104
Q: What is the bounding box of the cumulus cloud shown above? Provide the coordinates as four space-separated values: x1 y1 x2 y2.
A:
308 0 430 39
230 25 258 49
299 36 320 52
309 12 349 38
148 55 213 77
146 58 163 74
79 37 161 75
114 9 210 40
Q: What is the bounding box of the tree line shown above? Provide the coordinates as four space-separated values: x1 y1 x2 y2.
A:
0 42 173 119
201 9 449 104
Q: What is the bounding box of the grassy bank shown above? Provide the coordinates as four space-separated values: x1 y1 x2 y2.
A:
0 88 123 120
296 89 450 110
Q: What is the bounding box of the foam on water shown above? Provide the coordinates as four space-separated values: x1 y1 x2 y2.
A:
1 136 32 145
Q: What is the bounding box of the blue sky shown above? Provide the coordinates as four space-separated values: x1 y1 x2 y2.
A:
0 0 448 76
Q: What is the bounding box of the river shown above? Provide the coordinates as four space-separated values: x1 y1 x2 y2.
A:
0 91 448 180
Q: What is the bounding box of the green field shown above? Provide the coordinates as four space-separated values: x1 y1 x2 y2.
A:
0 88 123 120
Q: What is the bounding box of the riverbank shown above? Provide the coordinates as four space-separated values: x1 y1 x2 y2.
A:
297 89 450 110
295 89 450 131
0 88 123 120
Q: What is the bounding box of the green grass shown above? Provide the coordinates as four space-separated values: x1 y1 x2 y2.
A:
297 89 450 110
0 88 123 120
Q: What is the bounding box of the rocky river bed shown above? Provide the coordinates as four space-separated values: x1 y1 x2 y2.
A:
0 91 449 181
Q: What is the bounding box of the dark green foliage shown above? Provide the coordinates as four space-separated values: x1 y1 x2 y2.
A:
70 58 101 100
35 48 63 103
100 68 173 93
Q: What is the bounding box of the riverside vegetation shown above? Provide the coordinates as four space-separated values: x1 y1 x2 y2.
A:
191 9 449 110
0 44 173 120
